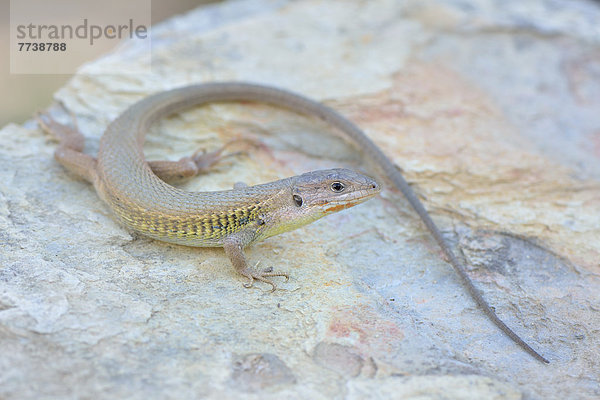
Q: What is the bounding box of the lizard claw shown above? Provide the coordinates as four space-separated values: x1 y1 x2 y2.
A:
35 112 65 136
189 140 250 174
35 101 78 133
241 261 289 292
35 109 82 148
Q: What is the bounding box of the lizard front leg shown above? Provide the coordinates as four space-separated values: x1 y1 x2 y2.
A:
223 235 288 292
148 140 242 183
148 138 261 183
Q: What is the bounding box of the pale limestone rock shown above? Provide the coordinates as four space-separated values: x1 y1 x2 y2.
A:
1 0 599 399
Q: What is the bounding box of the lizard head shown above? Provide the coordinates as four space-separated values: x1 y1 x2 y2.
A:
256 168 381 240
291 168 381 214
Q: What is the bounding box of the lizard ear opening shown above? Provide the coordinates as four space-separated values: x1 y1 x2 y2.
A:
293 194 303 207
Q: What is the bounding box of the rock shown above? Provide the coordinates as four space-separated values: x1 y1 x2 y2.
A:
1 0 599 399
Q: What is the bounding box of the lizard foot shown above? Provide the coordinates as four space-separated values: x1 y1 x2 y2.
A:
148 138 255 182
35 107 82 149
190 137 260 173
241 261 289 292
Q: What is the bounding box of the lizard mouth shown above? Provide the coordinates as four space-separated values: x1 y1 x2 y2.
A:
320 188 380 213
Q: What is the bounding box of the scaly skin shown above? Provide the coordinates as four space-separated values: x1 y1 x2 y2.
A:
37 82 547 363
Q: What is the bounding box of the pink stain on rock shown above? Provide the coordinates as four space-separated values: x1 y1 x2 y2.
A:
327 306 404 355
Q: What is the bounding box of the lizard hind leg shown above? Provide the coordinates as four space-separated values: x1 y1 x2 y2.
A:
35 109 98 184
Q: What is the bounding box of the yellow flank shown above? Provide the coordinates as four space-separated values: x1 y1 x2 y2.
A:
111 197 263 245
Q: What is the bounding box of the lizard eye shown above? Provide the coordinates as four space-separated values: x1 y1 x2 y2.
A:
293 194 303 207
330 181 345 192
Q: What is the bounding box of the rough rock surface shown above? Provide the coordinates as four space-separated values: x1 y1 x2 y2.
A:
1 0 599 399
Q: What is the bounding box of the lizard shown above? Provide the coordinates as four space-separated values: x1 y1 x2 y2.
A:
36 82 548 363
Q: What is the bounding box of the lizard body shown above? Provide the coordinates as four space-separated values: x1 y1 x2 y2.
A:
37 82 548 363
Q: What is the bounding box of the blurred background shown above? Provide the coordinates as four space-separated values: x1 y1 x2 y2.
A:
0 0 219 126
